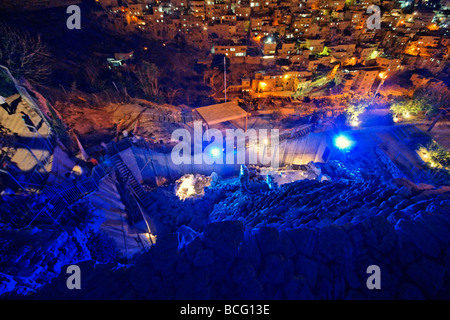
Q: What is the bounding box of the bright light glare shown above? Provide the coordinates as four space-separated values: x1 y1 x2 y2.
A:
379 72 387 79
350 120 359 127
210 147 221 157
334 135 354 150
176 175 196 200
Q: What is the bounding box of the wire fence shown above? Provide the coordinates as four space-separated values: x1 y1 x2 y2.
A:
27 163 110 226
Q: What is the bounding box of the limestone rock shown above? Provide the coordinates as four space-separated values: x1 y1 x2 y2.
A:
284 276 314 299
255 227 280 255
203 221 244 257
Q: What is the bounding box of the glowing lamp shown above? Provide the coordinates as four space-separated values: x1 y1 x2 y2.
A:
210 147 221 158
334 135 354 151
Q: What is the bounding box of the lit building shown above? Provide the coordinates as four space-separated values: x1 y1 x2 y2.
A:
212 44 247 63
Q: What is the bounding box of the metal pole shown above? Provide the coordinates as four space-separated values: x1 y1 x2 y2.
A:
369 78 384 107
224 56 227 103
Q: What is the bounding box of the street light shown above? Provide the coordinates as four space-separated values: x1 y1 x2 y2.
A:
259 82 267 93
369 72 388 106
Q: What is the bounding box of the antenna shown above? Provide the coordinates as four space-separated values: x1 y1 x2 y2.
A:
224 56 227 102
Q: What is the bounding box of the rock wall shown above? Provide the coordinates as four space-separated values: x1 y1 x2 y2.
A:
30 204 449 299
5 175 449 300
0 227 91 296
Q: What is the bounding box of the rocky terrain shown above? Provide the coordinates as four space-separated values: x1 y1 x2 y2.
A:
4 174 448 300
0 227 91 296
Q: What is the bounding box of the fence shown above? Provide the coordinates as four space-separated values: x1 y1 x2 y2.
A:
12 142 49 188
140 112 200 124
27 163 110 226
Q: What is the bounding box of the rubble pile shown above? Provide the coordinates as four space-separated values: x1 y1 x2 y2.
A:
0 227 91 296
21 176 450 300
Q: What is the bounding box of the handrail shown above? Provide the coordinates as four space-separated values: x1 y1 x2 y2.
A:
26 162 111 226
127 184 152 235
0 168 26 190
23 124 54 153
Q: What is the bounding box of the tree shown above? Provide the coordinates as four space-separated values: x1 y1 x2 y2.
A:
211 54 230 73
83 64 100 89
0 23 51 84
135 61 161 99
204 68 224 95
390 94 438 117
424 141 450 169
346 101 367 125
166 88 181 105
413 87 449 116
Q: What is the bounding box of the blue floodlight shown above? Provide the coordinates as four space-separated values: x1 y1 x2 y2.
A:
210 147 221 158
334 135 354 151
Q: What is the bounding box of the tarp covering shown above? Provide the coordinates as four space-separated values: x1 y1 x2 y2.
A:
195 101 247 126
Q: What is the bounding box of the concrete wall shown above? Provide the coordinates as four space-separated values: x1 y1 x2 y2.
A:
122 132 332 183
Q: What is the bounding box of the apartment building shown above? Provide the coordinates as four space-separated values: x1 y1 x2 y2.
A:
351 68 379 95
190 0 206 19
278 42 297 60
212 44 247 63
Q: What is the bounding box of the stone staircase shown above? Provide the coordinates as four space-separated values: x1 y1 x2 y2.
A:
89 174 151 256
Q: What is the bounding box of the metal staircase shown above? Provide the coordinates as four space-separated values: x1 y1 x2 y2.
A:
26 163 110 226
107 141 152 209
